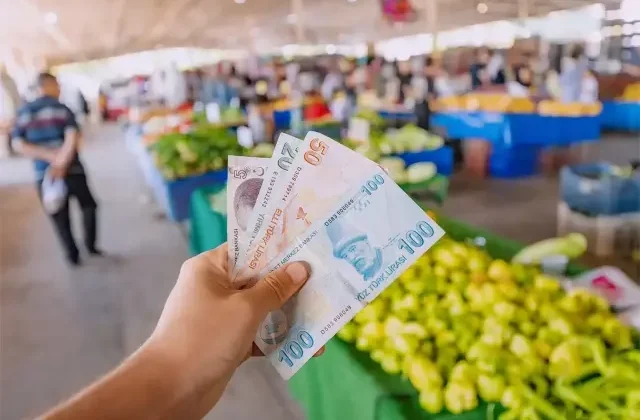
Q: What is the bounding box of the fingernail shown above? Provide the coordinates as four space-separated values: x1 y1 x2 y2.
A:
286 262 310 284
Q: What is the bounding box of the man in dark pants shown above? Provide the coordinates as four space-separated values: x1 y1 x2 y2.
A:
11 72 101 266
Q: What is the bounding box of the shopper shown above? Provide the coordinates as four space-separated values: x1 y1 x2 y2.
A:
11 72 101 266
37 244 323 420
559 44 587 103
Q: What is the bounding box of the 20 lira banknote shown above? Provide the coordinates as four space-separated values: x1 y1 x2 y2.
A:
234 134 302 274
253 169 444 379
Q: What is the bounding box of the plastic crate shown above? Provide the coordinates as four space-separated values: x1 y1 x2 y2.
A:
189 186 227 254
273 109 292 131
488 144 540 178
560 163 640 215
393 146 454 176
601 101 640 132
557 201 640 257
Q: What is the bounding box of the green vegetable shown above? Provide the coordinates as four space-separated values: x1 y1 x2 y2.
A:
419 388 444 413
444 380 479 414
406 162 437 184
477 374 506 402
512 233 587 264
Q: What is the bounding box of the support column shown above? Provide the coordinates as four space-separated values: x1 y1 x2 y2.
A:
424 0 439 52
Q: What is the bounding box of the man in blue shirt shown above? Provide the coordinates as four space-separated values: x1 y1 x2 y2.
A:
11 72 100 266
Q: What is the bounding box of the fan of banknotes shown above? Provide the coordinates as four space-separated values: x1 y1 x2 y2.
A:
226 131 445 379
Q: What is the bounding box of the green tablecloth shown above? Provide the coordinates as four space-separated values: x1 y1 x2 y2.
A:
188 186 587 420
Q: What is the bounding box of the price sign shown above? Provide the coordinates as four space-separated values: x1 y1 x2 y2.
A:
206 103 221 123
348 117 370 145
237 126 254 149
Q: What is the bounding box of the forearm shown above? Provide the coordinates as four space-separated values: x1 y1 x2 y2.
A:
40 339 221 420
12 139 57 162
57 128 79 162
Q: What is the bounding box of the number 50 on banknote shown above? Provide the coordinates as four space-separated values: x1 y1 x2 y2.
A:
254 169 445 379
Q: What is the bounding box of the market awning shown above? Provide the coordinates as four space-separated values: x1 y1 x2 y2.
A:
0 0 622 66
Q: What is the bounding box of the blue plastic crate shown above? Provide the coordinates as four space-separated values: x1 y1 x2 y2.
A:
489 144 540 178
601 101 640 132
273 109 292 131
393 146 454 176
560 163 640 216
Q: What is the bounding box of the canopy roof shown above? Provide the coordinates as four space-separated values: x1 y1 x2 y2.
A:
0 0 620 65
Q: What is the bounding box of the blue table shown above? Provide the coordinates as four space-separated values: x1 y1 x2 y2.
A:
431 111 600 146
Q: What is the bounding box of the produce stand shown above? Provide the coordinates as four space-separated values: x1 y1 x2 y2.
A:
187 193 591 420
125 127 228 222
600 101 640 132
288 217 588 420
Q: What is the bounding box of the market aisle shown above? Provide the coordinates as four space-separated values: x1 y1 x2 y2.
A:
0 123 303 420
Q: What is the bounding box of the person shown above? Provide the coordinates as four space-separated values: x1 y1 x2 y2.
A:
470 47 505 90
11 72 101 266
559 44 587 103
38 244 323 419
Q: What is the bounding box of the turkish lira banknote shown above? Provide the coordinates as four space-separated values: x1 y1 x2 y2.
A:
227 156 269 270
233 131 381 285
253 169 444 379
234 133 302 274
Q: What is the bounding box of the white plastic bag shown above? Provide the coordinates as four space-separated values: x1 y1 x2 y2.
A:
41 172 67 214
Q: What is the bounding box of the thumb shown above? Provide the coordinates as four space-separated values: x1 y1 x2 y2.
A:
245 262 310 315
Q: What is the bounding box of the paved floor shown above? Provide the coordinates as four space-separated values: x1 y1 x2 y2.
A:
0 125 638 419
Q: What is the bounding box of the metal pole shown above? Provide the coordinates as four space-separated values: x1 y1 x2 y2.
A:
424 0 439 51
291 0 305 44
518 0 530 21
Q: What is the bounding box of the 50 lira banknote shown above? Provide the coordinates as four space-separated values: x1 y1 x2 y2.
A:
252 169 444 379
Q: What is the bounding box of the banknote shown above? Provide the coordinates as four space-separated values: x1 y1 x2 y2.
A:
234 134 303 274
227 156 270 271
253 169 445 379
233 131 381 284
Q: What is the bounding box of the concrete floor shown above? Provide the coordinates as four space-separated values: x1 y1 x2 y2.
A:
0 125 638 419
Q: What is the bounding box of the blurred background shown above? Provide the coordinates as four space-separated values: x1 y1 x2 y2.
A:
1 0 640 419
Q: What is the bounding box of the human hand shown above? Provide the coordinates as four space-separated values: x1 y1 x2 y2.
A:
146 243 322 417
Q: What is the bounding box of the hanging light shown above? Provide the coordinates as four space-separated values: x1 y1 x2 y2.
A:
477 2 488 14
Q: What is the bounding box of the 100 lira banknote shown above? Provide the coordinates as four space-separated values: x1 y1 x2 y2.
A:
227 156 269 270
233 132 381 285
234 134 302 274
253 169 444 379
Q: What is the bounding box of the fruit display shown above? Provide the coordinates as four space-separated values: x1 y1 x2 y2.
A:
337 235 639 419
538 101 602 117
435 95 535 113
620 83 640 102
464 94 536 113
150 125 245 180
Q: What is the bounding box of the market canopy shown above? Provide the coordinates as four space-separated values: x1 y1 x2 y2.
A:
0 0 622 66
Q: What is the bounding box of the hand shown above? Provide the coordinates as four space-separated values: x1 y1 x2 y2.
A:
48 161 68 179
147 243 322 416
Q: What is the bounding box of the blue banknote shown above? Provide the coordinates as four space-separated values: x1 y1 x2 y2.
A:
253 169 445 379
